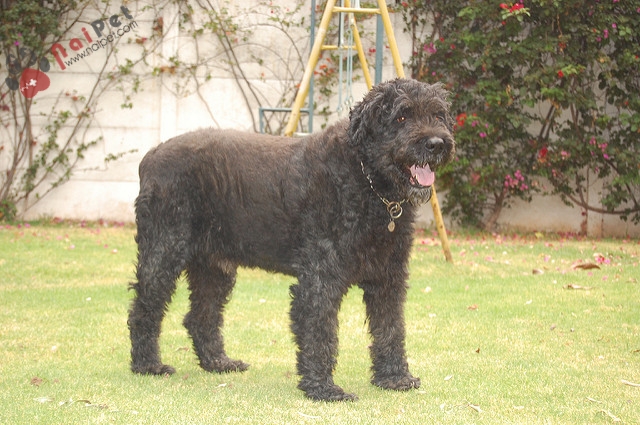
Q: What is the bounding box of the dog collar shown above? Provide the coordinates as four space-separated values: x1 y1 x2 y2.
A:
360 161 406 232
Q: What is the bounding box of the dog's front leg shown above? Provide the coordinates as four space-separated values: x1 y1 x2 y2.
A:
361 280 421 391
289 279 356 401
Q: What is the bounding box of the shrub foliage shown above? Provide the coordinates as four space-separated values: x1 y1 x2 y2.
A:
402 0 640 230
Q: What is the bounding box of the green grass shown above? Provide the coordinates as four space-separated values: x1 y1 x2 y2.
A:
0 223 638 424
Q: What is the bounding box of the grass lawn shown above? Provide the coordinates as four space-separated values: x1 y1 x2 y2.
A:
0 222 638 424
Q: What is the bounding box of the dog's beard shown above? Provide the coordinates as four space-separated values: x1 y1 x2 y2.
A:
407 185 432 206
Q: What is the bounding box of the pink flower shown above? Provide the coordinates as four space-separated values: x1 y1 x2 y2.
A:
423 43 437 54
470 171 481 185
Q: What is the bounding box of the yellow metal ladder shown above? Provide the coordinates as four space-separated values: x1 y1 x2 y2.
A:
284 0 453 263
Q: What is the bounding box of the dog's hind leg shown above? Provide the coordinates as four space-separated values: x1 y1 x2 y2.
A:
290 276 356 401
128 236 186 376
360 279 421 391
128 187 192 376
184 257 249 373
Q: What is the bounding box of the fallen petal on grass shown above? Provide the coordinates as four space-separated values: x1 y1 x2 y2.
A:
572 263 600 270
598 409 622 422
467 403 482 413
298 412 321 419
564 284 593 290
620 379 640 387
30 377 44 387
84 403 109 409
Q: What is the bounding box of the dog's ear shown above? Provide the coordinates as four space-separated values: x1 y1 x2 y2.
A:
348 81 392 147
347 100 367 148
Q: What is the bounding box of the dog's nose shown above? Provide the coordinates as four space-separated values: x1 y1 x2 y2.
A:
424 137 444 153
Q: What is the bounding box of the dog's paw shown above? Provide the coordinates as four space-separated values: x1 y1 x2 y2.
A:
300 382 358 402
372 374 421 391
131 363 176 376
201 357 250 373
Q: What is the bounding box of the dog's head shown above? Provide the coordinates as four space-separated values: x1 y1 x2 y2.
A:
349 78 456 206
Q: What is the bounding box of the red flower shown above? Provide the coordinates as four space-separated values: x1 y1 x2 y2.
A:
557 70 564 78
500 3 509 9
538 146 548 162
456 113 467 127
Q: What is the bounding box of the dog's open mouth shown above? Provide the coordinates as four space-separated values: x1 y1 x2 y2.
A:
407 164 435 188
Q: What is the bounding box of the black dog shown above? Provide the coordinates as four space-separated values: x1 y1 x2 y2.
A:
128 78 455 401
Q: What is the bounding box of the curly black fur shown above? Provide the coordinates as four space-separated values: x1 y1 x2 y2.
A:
128 78 455 401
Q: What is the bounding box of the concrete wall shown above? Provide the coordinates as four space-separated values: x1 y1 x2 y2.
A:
416 190 640 238
5 1 638 237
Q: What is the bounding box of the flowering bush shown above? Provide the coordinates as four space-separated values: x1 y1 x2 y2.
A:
401 0 640 230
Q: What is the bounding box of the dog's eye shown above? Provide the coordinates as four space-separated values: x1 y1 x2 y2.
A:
435 114 446 122
396 116 406 123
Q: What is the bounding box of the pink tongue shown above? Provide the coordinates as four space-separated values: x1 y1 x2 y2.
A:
410 164 435 187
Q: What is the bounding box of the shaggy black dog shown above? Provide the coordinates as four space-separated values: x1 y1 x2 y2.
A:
128 78 455 401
